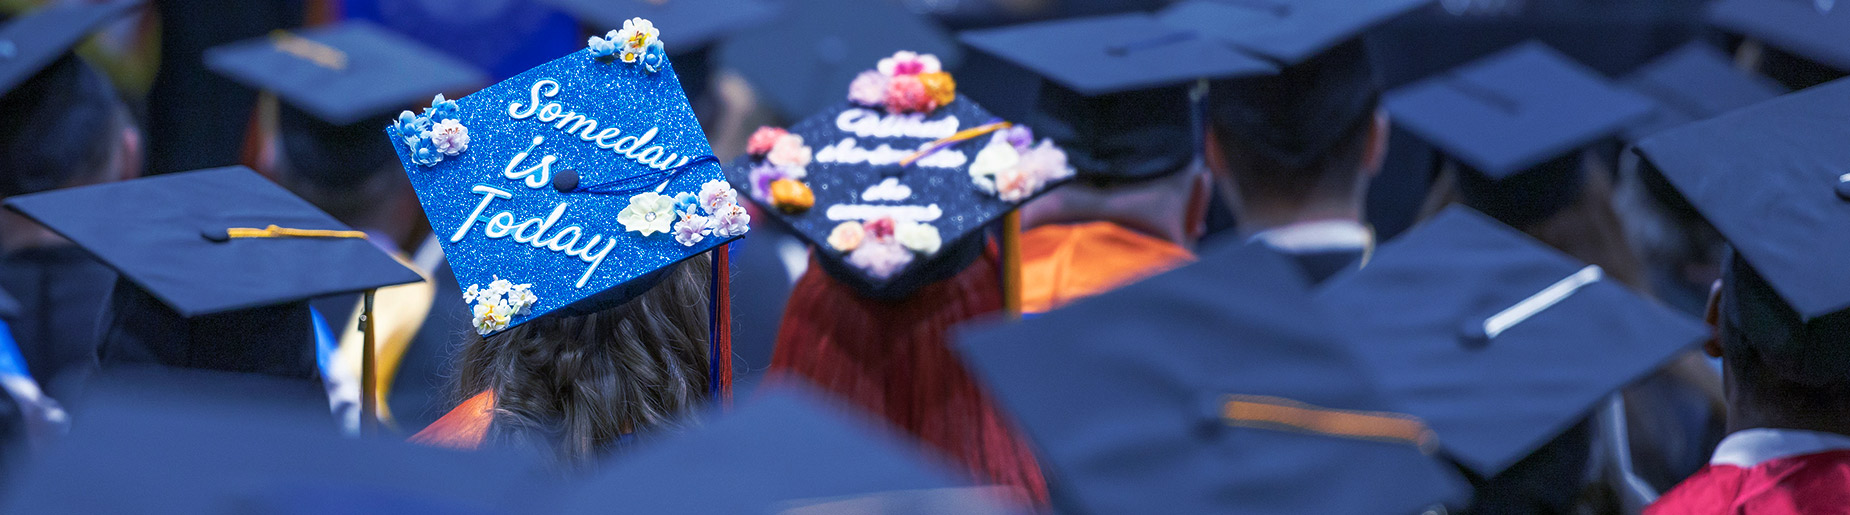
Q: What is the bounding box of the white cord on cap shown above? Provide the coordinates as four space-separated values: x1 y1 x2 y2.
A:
1482 265 1603 339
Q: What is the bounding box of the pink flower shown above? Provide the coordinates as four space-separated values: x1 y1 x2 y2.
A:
847 70 889 107
864 216 897 241
1016 139 1073 185
747 127 787 157
674 211 710 247
430 119 470 156
698 180 738 214
767 134 811 168
883 75 934 114
848 239 914 280
995 165 1039 203
877 51 941 77
709 202 752 238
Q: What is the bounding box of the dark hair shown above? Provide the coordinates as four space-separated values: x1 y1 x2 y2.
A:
1207 39 1380 207
1719 252 1850 389
273 105 405 223
0 55 131 198
453 254 713 467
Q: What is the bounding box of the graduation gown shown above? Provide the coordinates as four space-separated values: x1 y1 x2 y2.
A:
409 390 495 451
1249 220 1373 285
0 246 119 398
312 258 471 434
1647 429 1850 515
1019 222 1194 314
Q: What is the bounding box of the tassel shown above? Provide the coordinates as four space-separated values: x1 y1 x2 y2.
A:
708 244 734 405
1001 212 1023 320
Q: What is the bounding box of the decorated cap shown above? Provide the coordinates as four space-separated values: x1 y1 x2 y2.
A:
1707 0 1850 71
1314 206 1706 478
1385 42 1657 226
557 387 1017 514
958 240 1465 514
1620 43 1787 143
389 19 746 336
960 13 1275 184
724 50 1071 299
535 0 777 53
1157 0 1429 66
204 21 489 127
0 0 139 97
717 0 961 121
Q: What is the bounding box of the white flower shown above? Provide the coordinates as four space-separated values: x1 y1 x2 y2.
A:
995 165 1040 203
616 18 659 63
462 283 482 303
618 192 678 236
848 239 914 280
674 210 710 247
430 119 469 156
894 222 942 255
486 277 515 298
709 202 751 238
506 284 537 315
876 50 941 77
967 135 1021 194
472 300 512 335
766 134 812 168
698 180 738 214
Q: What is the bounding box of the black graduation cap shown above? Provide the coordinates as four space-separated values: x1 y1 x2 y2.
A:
1314 206 1706 478
4 367 551 514
556 387 1019 514
2 167 422 378
534 0 778 54
1620 43 1787 143
1156 0 1430 66
204 21 488 127
960 13 1275 184
716 0 961 121
1385 42 1657 226
958 241 1466 514
724 51 1072 299
0 0 139 97
1634 76 1850 323
1707 0 1850 71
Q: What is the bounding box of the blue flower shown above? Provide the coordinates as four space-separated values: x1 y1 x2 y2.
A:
422 94 461 122
409 133 445 167
587 35 617 58
393 110 428 143
640 41 667 73
674 191 700 213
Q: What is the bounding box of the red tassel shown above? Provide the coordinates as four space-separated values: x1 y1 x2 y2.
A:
717 244 733 405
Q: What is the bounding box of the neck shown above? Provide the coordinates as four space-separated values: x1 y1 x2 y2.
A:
1726 369 1850 437
1235 197 1364 237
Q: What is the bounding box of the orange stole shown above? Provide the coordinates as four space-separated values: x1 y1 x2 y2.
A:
409 390 495 451
1020 222 1195 314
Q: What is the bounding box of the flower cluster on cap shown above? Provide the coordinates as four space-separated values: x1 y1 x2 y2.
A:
828 216 942 280
847 51 957 115
589 18 668 74
617 179 750 247
968 125 1073 202
393 95 470 167
464 277 538 335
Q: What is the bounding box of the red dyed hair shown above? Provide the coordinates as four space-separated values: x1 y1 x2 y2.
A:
770 244 1048 504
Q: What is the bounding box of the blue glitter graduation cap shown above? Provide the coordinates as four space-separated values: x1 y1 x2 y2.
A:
204 21 488 127
1707 0 1850 71
0 0 139 97
389 20 746 336
1620 43 1787 142
1314 206 1706 478
723 50 1072 299
958 241 1465 514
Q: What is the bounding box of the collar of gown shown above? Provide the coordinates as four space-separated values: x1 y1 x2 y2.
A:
1710 428 1850 468
1249 220 1374 254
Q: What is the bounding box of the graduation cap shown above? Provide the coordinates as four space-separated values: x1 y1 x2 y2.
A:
1157 0 1430 66
957 241 1466 514
1385 42 1657 226
960 13 1275 184
716 0 961 121
205 21 488 127
1707 0 1850 72
723 50 1071 299
390 21 744 352
556 387 1022 514
1620 43 1787 143
1314 206 1706 478
0 0 140 97
535 0 777 54
1634 76 1850 383
2 167 422 382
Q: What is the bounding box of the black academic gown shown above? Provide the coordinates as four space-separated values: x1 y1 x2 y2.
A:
0 246 120 399
1282 248 1369 286
725 221 796 395
310 259 471 434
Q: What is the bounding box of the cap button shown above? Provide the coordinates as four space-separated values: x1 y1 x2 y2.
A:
553 169 580 193
1835 173 1850 201
201 228 231 242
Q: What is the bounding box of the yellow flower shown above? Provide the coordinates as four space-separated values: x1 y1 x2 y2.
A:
917 72 956 109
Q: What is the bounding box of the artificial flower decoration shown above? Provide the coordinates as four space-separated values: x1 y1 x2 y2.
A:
829 215 945 279
848 239 914 280
463 277 538 335
917 72 957 109
894 221 942 255
848 71 889 108
392 95 469 167
969 126 1073 201
674 210 710 247
746 126 788 157
588 18 668 74
619 192 679 236
769 178 814 213
847 51 956 114
877 50 941 77
883 75 934 114
767 133 812 168
739 125 816 201
699 179 740 213
709 202 752 238
828 221 866 252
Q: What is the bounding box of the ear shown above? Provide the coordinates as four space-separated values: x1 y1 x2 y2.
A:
1185 170 1213 241
1704 279 1724 358
1360 108 1390 179
113 124 143 182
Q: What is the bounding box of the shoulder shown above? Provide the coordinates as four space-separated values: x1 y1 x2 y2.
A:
408 390 497 451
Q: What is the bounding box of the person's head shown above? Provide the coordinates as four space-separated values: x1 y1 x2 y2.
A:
258 103 418 238
1703 253 1850 429
0 54 140 200
454 254 712 468
1203 39 1388 233
1019 165 1212 247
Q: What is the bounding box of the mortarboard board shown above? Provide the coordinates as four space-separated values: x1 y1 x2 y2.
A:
1620 43 1787 143
716 0 961 121
204 21 489 127
1156 0 1430 66
958 241 1466 514
534 0 778 54
388 21 746 337
1707 0 1850 72
960 14 1275 183
1385 42 1657 226
557 386 1022 514
0 0 139 97
724 51 1071 299
1314 206 1706 478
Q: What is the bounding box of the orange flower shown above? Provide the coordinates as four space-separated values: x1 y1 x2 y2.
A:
917 72 957 109
770 179 815 213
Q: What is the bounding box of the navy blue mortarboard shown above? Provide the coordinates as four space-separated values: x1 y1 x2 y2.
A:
716 0 961 121
960 14 1275 183
535 0 777 53
1621 43 1787 142
0 0 139 97
1707 0 1850 71
958 241 1466 514
558 387 1020 514
391 21 743 336
204 21 489 127
724 51 1071 299
1314 206 1706 478
1386 42 1657 226
1157 0 1430 66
